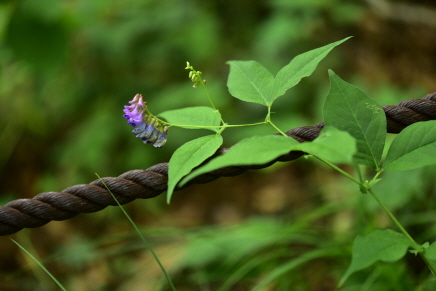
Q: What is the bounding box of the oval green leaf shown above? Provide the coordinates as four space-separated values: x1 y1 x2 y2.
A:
181 127 356 186
271 37 351 102
339 229 414 287
226 60 274 106
382 120 436 171
323 71 386 170
424 241 436 271
159 106 221 132
167 135 223 203
295 126 356 164
180 135 300 186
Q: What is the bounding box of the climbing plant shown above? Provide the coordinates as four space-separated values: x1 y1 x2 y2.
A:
121 37 436 287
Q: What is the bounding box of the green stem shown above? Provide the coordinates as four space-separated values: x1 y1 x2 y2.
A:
311 154 436 275
199 75 227 125
368 188 436 274
368 188 418 246
373 170 383 181
199 78 215 110
264 106 287 136
147 101 267 130
158 120 267 129
267 120 287 136
313 155 362 185
225 122 267 128
354 164 364 183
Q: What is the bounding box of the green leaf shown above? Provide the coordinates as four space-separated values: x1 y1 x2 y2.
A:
181 127 356 186
226 37 351 106
296 126 356 164
226 61 274 106
159 106 221 132
271 37 351 102
167 135 223 203
424 242 436 270
323 71 386 170
339 229 414 287
180 135 300 186
382 120 436 171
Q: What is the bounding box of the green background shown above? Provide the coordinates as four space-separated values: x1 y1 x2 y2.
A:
1 0 436 290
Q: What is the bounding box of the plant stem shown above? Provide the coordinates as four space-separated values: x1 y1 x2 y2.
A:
199 78 215 110
373 170 383 181
264 106 287 136
158 120 267 129
368 188 418 246
354 164 364 183
367 188 436 274
311 150 436 275
199 76 227 125
226 122 267 128
267 120 287 136
313 156 362 185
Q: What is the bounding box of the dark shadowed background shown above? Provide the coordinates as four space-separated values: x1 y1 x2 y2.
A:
1 0 436 290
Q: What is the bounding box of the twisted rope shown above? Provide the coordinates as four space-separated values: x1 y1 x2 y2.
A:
1 92 436 236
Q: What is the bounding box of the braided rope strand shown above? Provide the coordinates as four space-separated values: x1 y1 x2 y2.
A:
1 92 435 236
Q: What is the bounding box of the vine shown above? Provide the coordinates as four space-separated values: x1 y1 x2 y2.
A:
121 37 436 286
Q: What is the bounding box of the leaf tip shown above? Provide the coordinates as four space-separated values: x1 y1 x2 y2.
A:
166 192 172 204
337 36 353 44
327 69 336 77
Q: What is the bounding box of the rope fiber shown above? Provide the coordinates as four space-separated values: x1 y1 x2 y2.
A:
1 92 436 236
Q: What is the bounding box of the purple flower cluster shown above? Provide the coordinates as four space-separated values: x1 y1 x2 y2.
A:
123 94 168 148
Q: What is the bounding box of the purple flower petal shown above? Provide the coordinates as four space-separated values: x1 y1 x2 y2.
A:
147 127 160 143
132 121 147 134
140 120 156 138
123 94 168 147
153 132 167 148
123 94 147 126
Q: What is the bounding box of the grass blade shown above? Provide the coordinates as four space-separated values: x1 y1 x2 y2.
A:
9 237 67 291
96 173 177 291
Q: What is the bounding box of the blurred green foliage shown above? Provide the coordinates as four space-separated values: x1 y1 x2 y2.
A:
2 0 436 290
1 0 366 192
